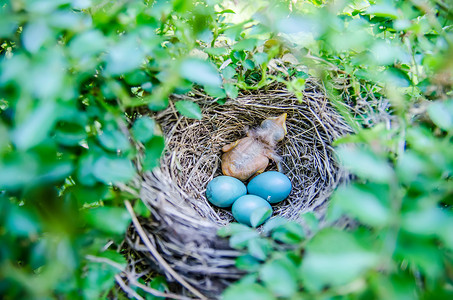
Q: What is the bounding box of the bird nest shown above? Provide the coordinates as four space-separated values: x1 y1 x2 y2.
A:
125 79 352 298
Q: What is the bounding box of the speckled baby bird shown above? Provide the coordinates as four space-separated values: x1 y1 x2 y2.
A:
221 113 288 181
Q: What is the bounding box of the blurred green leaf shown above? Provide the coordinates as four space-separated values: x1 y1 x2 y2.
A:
93 156 135 184
250 206 272 228
332 184 390 227
301 229 379 291
223 282 276 300
224 83 239 99
0 152 38 189
133 199 151 218
218 223 254 237
143 136 165 171
69 29 107 60
84 206 131 235
22 20 52 53
230 231 259 249
366 4 399 19
132 117 156 143
6 206 41 237
98 130 131 152
235 254 261 272
180 58 222 87
247 238 271 261
146 276 168 300
204 85 227 98
222 65 236 80
260 259 298 298
337 146 394 183
83 263 118 299
13 102 57 150
271 222 305 244
204 47 228 56
54 122 87 146
428 100 453 131
105 36 145 76
174 100 203 120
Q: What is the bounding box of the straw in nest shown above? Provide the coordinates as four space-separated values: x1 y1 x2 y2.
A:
125 79 352 298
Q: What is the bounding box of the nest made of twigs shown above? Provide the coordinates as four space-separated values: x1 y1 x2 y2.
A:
125 79 352 298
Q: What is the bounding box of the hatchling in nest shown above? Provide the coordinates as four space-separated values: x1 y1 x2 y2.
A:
221 113 288 181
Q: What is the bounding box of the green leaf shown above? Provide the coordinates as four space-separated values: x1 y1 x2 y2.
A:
13 101 57 150
204 47 228 56
77 153 98 186
247 238 271 261
84 206 131 235
250 206 272 228
300 228 379 291
224 83 239 99
22 20 51 53
235 254 261 272
132 117 156 143
223 283 276 300
384 67 412 87
271 222 305 244
262 217 288 234
428 100 453 131
143 136 165 171
366 4 399 19
124 70 149 86
174 101 203 120
147 276 168 300
300 212 319 233
336 146 393 183
233 39 259 51
83 263 118 299
243 59 255 70
70 184 108 206
332 184 390 227
253 52 268 65
260 259 298 298
401 206 449 237
68 29 107 60
93 156 136 184
98 130 131 152
222 65 236 79
229 231 259 249
7 206 41 237
217 223 254 237
105 36 145 76
147 96 169 111
54 122 87 146
133 200 151 218
204 85 227 98
0 152 38 189
180 58 222 87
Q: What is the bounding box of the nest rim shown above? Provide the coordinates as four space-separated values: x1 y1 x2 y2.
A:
125 79 352 298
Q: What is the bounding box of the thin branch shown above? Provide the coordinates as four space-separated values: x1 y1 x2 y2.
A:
85 255 125 271
130 279 193 300
115 274 145 300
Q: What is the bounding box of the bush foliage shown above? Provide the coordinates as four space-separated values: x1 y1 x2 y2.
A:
0 0 452 299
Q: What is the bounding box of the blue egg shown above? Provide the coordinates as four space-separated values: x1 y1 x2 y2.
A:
247 171 292 204
232 195 273 227
206 176 247 207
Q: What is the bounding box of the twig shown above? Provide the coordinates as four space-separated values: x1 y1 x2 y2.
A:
115 274 145 300
130 280 193 300
125 200 208 300
85 254 125 271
